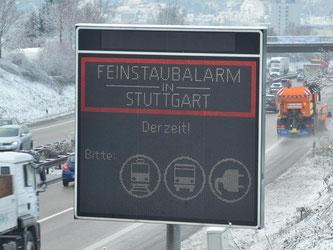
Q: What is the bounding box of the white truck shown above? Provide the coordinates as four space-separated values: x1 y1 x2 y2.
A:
0 152 46 250
269 57 290 77
303 63 321 79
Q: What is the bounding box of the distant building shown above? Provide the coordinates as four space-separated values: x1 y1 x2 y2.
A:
270 0 300 35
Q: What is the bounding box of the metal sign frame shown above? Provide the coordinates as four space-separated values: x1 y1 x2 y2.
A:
75 24 265 229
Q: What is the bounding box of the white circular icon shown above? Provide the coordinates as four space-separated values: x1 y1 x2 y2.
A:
209 158 251 203
120 154 161 198
164 156 206 201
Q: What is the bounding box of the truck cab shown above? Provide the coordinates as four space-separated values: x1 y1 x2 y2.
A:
269 67 282 77
269 57 289 77
0 152 46 250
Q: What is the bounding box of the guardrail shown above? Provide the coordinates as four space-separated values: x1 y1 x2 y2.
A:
266 73 297 88
267 36 333 44
26 140 74 173
37 155 70 173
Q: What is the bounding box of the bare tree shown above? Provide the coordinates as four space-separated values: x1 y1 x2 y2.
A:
77 3 105 24
53 0 76 43
0 0 18 58
42 1 104 47
40 0 78 44
36 1 105 84
94 0 117 20
68 2 105 47
156 2 185 25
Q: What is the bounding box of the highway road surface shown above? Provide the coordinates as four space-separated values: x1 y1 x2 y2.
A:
30 115 75 147
30 77 329 249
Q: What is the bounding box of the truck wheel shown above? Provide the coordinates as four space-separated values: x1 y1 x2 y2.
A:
30 141 33 149
25 231 36 250
63 180 69 187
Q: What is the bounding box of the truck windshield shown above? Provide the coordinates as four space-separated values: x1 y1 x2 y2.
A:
0 120 13 126
0 128 19 137
271 68 280 72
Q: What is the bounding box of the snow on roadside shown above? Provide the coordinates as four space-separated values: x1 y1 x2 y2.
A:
0 57 74 124
182 79 333 250
16 48 41 61
182 133 333 250
231 137 333 250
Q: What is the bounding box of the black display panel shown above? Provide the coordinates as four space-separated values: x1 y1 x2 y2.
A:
76 26 264 227
78 29 260 54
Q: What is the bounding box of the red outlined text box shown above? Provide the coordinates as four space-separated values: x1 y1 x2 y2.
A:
80 57 257 117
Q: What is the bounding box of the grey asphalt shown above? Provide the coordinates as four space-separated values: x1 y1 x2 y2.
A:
35 111 302 250
34 78 332 249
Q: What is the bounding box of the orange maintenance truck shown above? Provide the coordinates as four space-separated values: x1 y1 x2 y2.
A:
276 85 331 136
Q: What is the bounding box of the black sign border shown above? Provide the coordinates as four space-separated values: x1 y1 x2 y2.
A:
75 25 265 229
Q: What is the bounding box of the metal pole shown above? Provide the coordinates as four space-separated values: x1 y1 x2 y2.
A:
166 224 181 250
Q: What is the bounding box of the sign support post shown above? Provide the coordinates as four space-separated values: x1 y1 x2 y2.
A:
167 224 181 250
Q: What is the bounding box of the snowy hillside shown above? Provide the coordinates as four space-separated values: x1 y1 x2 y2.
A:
182 136 333 249
0 53 75 124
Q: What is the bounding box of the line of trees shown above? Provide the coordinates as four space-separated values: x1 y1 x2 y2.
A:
156 2 185 25
0 0 109 85
0 0 18 58
0 0 187 85
0 0 107 59
24 0 105 48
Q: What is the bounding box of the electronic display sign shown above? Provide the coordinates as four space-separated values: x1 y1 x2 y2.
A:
75 25 265 228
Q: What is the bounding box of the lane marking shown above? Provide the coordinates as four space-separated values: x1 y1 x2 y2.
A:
46 181 63 187
31 120 74 132
38 207 73 223
36 115 282 242
82 223 144 250
265 138 285 154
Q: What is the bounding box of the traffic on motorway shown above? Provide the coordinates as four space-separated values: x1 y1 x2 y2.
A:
0 4 332 246
1 55 332 249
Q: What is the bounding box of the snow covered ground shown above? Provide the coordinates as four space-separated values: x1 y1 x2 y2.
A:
1 47 333 249
182 83 333 249
183 130 333 249
0 53 75 124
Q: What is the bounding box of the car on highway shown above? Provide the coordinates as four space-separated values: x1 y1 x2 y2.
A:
297 73 304 82
266 94 279 113
296 68 303 74
62 153 75 186
269 82 283 95
281 79 292 88
0 124 33 151
0 118 19 126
